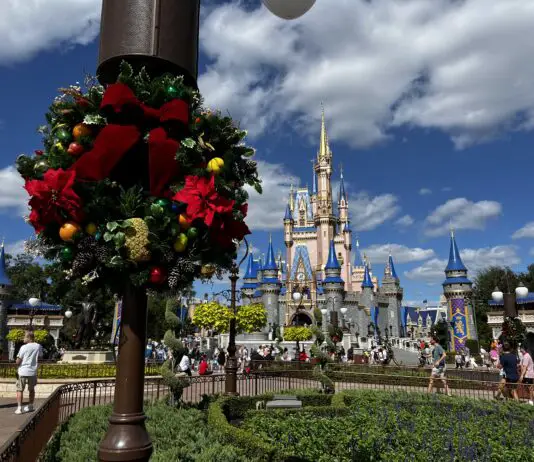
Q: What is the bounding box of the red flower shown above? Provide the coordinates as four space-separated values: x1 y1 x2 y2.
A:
100 83 138 112
173 175 234 226
210 215 251 248
24 169 83 233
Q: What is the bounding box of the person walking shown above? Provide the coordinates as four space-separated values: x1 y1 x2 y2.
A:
498 342 519 401
519 344 534 405
15 331 42 415
427 336 450 396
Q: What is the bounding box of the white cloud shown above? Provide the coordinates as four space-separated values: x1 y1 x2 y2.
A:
199 0 534 149
404 245 520 283
419 188 432 196
245 161 298 230
5 239 26 256
349 192 400 231
0 0 101 65
512 222 534 239
0 166 28 214
395 214 414 227
424 197 501 236
363 244 435 264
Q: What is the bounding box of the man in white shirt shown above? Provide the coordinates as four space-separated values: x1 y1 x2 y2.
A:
15 331 42 414
179 353 192 376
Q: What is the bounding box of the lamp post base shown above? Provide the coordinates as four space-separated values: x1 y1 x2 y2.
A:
224 356 239 396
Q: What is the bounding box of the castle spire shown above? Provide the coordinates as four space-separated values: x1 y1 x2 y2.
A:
388 253 399 280
318 104 330 160
284 202 293 221
338 165 347 202
264 234 278 271
0 241 11 286
244 252 255 279
325 239 341 270
362 262 374 289
445 228 467 272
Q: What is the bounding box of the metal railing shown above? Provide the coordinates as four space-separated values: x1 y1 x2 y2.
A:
1 369 532 461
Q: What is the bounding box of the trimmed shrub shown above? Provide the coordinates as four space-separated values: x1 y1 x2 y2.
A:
42 403 248 462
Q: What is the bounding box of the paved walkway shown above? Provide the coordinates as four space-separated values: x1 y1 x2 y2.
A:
391 347 419 366
0 398 44 448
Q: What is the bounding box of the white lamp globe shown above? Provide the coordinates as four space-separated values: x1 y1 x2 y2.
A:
292 291 302 302
515 283 528 299
340 307 348 315
64 309 73 319
320 308 327 316
491 287 504 303
262 0 316 19
28 297 41 307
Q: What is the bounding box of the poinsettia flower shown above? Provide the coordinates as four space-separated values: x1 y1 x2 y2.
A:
210 214 251 248
24 168 83 233
173 175 234 227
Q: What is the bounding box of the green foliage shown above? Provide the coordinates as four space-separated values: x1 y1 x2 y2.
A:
43 403 248 462
6 329 25 343
309 325 324 345
4 253 51 302
236 303 267 333
429 319 449 350
192 301 233 333
501 316 527 349
242 390 534 461
465 338 480 354
283 326 312 342
161 297 189 403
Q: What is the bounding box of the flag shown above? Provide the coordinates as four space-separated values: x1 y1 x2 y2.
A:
110 299 122 345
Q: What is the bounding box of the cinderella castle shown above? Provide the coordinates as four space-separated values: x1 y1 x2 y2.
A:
240 111 404 338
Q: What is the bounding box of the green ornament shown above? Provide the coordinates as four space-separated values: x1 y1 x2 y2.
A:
186 227 198 240
60 247 74 262
56 128 72 143
165 85 178 98
95 231 102 241
156 198 170 208
34 159 49 175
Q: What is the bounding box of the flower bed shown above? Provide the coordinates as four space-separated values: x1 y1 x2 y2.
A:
242 390 534 461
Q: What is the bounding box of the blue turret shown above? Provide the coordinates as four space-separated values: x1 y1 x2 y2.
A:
264 235 278 271
325 240 341 270
388 254 398 280
244 253 256 279
284 203 293 221
343 222 351 233
0 243 11 286
362 263 374 289
445 229 467 272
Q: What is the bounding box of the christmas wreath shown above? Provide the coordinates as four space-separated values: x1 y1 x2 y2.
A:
16 62 261 292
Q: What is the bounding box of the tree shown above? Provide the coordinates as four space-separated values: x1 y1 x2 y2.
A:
5 254 50 302
192 302 232 333
284 326 312 354
430 319 448 350
192 302 267 334
235 303 267 333
472 266 527 349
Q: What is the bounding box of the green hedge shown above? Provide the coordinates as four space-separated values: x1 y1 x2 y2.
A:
41 403 248 462
0 362 161 379
242 389 534 461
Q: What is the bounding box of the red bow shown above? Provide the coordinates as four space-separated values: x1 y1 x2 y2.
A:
71 83 188 196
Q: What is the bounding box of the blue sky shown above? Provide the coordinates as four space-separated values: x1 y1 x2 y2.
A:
1 0 534 305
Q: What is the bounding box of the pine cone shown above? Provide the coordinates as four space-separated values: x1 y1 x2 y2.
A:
94 245 110 264
168 258 198 289
71 252 94 276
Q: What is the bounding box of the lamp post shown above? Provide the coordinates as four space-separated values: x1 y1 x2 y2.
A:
325 296 338 327
320 308 328 335
28 297 41 329
492 283 528 319
340 307 348 330
96 1 316 460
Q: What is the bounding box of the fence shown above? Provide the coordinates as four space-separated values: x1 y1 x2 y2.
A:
1 369 532 461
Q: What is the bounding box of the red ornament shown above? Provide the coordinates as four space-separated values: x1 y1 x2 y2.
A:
67 142 85 157
149 267 167 285
34 150 43 156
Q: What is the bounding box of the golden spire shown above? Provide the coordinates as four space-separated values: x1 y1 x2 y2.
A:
318 103 330 160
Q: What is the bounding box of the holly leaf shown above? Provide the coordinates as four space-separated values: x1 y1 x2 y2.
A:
253 182 263 194
106 222 119 232
181 138 196 149
103 232 114 243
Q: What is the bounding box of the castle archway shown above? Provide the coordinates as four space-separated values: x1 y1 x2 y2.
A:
290 312 313 326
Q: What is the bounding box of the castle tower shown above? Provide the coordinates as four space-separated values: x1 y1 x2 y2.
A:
241 252 259 302
381 252 404 337
314 108 336 273
322 239 344 325
283 202 294 272
0 242 12 358
360 261 375 333
337 168 348 225
342 222 352 291
260 236 281 330
443 229 476 352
